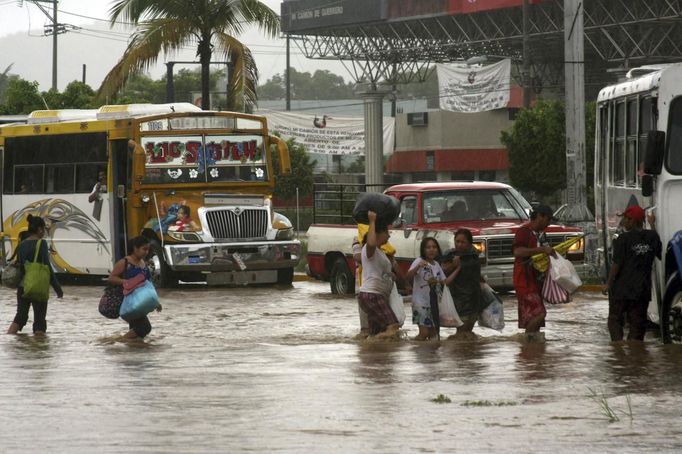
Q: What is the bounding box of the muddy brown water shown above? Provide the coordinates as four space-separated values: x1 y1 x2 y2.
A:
1 281 681 453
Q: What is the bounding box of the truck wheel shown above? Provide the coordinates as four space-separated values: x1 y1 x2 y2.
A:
660 272 682 344
277 267 294 286
330 258 354 295
147 242 177 288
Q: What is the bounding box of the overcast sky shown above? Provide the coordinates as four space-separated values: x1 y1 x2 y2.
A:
0 0 348 92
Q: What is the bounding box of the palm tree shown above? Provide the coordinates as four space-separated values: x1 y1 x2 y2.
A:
99 0 279 111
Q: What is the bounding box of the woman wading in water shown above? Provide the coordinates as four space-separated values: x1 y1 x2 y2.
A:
7 215 63 335
107 236 161 339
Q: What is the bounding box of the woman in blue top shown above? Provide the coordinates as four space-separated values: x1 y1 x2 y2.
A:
7 215 63 335
107 236 162 339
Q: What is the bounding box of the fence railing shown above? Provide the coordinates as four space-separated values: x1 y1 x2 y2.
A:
312 183 392 225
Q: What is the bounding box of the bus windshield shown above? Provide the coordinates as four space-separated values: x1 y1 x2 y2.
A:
141 134 268 185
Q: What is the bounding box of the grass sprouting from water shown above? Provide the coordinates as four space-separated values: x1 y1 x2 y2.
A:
588 387 633 423
461 400 518 407
431 394 452 404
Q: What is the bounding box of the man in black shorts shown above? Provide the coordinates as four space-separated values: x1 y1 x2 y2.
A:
606 205 662 341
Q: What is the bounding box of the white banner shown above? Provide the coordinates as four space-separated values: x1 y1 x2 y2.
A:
257 109 395 156
437 59 511 113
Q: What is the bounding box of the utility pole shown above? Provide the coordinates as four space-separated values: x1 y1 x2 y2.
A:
285 34 291 111
51 0 57 90
26 0 65 91
563 0 593 222
522 0 531 107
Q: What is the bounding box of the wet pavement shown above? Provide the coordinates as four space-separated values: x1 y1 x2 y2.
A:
1 281 682 453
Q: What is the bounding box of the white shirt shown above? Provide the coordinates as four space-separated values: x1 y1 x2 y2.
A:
359 245 394 297
409 257 445 308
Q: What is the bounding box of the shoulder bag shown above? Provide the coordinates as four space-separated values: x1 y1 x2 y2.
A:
23 239 51 302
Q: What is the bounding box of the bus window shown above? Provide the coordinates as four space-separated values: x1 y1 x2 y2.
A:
46 164 75 194
610 102 626 186
14 165 44 193
76 163 106 193
596 106 609 186
668 97 682 174
638 97 654 185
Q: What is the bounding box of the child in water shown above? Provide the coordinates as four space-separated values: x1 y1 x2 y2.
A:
406 237 445 340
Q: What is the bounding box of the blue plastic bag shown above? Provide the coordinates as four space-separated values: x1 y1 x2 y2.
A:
119 280 160 322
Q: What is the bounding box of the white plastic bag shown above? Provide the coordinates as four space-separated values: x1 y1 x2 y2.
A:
549 255 582 293
389 283 406 326
439 286 463 328
478 284 505 331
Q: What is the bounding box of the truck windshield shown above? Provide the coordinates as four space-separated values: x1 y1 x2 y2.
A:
422 189 526 223
141 134 268 184
668 97 682 174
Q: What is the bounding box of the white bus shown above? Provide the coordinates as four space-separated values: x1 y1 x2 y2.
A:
595 63 682 343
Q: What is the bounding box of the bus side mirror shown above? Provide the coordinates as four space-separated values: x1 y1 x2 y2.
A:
641 175 654 197
644 131 665 175
270 136 291 176
130 141 146 182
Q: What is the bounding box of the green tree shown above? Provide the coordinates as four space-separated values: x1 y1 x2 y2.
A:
116 73 166 104
271 138 316 200
1 78 44 114
0 64 15 106
258 73 286 100
60 81 97 109
257 68 354 100
501 99 597 208
100 0 279 111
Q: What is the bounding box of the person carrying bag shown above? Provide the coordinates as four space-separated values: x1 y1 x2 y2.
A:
7 215 63 336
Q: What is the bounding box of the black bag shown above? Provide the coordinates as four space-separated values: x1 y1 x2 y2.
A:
352 193 400 226
99 285 124 319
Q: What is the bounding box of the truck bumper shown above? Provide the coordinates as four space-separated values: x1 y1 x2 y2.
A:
483 261 592 291
163 240 301 283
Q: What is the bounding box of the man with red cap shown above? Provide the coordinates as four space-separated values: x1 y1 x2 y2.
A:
606 205 662 341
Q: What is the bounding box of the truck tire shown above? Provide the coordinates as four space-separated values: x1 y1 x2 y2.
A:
147 242 177 288
277 267 294 286
660 272 682 344
330 258 354 295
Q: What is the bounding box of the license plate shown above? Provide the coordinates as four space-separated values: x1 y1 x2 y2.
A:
232 253 247 270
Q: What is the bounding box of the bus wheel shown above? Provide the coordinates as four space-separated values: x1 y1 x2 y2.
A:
148 242 177 288
330 258 354 295
660 273 682 344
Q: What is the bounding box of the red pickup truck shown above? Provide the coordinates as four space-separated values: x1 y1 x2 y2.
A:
306 182 588 294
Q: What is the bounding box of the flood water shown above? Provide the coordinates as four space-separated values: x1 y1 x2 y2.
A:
1 281 682 453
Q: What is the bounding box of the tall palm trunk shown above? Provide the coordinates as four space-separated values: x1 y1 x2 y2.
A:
198 37 212 110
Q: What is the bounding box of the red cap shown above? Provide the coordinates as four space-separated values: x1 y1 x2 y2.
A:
621 205 645 222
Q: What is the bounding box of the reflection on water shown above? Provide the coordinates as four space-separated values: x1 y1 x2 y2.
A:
1 283 682 452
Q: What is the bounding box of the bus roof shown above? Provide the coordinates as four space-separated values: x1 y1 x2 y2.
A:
0 115 28 125
597 62 682 103
25 102 202 124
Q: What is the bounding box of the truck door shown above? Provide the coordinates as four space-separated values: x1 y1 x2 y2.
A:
391 194 420 267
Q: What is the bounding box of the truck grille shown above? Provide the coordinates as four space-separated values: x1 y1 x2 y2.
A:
487 237 514 261
486 235 566 261
205 208 268 240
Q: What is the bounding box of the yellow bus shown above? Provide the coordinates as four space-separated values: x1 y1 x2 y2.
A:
0 103 300 286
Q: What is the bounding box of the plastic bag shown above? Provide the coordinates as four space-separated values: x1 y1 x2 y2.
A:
119 280 160 322
23 239 50 303
99 285 123 319
439 286 463 327
549 255 582 293
542 271 570 304
389 283 406 326
1 262 21 289
480 282 500 310
352 193 401 226
478 285 505 331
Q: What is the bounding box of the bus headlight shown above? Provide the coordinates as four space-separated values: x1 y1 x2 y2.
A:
276 227 295 241
168 231 202 242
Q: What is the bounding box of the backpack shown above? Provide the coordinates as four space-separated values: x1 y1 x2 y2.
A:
22 239 51 302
